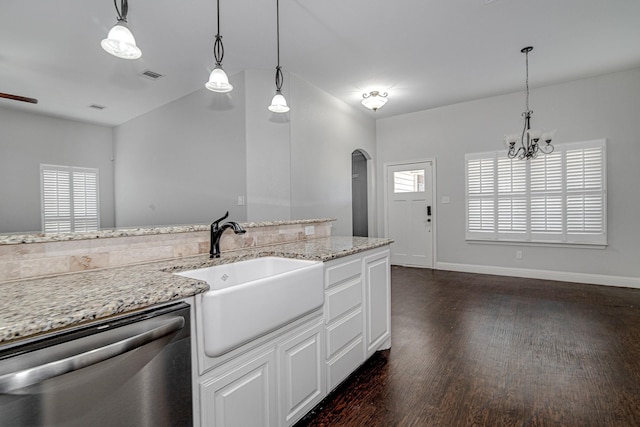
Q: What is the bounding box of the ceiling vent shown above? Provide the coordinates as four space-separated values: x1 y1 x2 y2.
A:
89 104 106 110
141 70 164 80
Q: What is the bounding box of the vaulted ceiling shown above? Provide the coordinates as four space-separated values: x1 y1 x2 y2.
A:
2 0 639 126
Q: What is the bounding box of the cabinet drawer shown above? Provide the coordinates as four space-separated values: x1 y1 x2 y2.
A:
325 279 362 323
326 338 364 392
326 308 362 359
325 258 361 288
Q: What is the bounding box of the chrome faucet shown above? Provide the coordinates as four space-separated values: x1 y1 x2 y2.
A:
210 211 246 258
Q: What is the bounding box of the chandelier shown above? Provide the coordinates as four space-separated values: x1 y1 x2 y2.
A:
505 46 556 160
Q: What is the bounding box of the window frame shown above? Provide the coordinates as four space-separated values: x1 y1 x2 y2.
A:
465 139 607 247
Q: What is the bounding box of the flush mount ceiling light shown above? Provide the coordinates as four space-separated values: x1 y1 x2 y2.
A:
505 46 556 160
361 91 388 111
101 0 142 60
268 0 289 113
206 0 233 93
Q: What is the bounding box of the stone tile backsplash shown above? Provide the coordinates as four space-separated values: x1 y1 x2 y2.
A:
0 220 333 283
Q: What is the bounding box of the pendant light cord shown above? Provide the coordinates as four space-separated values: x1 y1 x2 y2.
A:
216 0 221 38
114 0 128 22
276 0 281 68
274 0 283 92
524 49 530 113
213 0 224 66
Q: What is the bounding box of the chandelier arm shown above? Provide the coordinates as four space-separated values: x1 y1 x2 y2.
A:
539 143 555 154
521 111 530 153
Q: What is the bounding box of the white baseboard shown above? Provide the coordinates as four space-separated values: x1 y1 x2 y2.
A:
435 262 640 289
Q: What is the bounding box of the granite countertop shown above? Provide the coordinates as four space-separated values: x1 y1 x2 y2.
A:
0 218 336 245
0 236 391 345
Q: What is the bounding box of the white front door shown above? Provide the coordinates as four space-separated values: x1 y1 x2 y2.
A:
386 161 433 268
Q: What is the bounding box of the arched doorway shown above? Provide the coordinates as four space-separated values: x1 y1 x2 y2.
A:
352 150 369 237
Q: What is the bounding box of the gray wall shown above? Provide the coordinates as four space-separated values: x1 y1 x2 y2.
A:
245 69 292 222
290 74 377 236
113 73 247 227
0 107 115 233
112 69 377 230
376 67 640 279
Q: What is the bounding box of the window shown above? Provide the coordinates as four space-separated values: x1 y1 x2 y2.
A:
41 164 100 233
465 139 606 245
394 170 425 193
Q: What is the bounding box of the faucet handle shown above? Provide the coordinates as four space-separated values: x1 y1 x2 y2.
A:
211 211 229 228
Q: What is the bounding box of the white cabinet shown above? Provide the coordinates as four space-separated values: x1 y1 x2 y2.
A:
364 249 391 358
324 254 365 391
200 349 277 427
195 311 324 427
193 245 391 426
323 247 390 391
277 318 325 426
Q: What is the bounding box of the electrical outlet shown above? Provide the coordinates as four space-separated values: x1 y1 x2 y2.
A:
304 225 315 236
442 196 450 204
516 250 523 259
237 196 245 206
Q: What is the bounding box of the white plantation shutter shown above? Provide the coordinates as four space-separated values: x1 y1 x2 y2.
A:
530 151 563 240
72 170 99 232
497 156 527 238
466 153 496 239
565 142 606 243
465 139 606 246
42 168 72 233
41 165 100 233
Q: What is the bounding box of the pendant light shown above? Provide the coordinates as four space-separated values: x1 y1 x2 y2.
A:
101 0 142 60
206 0 233 93
268 0 289 113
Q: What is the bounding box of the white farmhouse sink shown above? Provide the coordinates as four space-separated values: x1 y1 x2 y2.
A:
176 257 324 357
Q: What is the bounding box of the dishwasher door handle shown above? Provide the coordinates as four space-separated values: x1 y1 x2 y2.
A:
0 316 185 394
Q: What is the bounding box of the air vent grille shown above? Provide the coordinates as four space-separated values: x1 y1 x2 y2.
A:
141 70 164 80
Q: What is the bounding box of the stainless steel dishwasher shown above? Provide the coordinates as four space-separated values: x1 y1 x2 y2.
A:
0 302 192 427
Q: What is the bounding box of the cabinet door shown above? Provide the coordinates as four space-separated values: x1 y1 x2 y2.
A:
200 349 276 427
278 320 325 427
364 250 391 358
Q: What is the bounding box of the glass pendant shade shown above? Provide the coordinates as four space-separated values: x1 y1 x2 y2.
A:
206 66 233 93
101 22 141 59
268 92 290 113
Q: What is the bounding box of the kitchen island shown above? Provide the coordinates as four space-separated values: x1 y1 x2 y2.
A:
0 235 391 346
0 233 392 427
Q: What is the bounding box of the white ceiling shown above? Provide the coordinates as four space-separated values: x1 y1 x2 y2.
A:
2 0 640 126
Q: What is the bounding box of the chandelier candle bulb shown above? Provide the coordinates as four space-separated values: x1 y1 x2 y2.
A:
542 130 557 143
527 129 543 141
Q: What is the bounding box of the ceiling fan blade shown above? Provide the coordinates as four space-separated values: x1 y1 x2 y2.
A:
0 92 38 104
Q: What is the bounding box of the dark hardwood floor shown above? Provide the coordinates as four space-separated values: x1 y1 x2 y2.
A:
296 267 640 427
